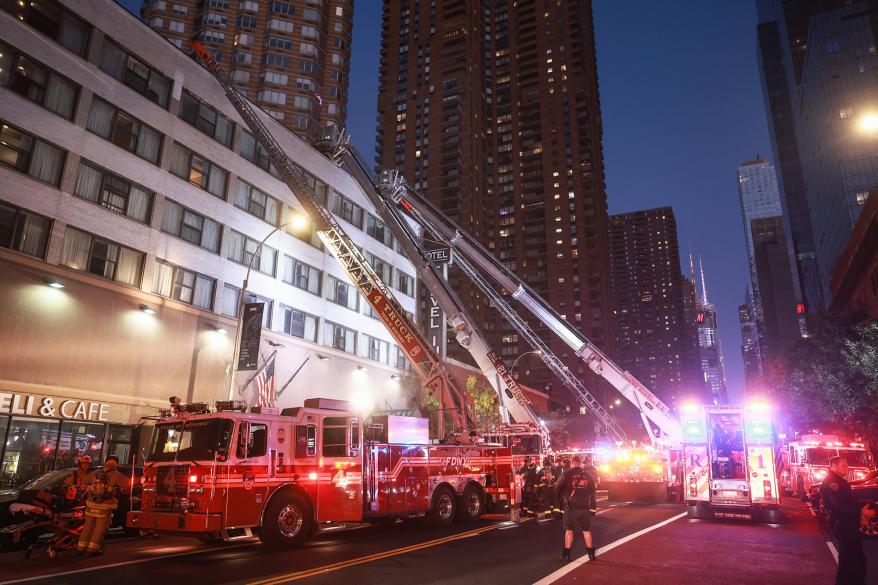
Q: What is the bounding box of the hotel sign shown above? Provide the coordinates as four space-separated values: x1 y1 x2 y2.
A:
0 392 115 422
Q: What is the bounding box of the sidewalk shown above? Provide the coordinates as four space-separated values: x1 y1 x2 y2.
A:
538 500 838 585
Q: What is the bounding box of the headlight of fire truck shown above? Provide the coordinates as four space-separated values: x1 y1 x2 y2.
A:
812 468 828 480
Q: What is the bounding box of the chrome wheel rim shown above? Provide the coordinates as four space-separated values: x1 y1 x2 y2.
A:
466 491 481 517
278 504 303 538
437 493 454 521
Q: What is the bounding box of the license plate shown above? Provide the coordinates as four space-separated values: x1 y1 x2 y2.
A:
720 491 741 498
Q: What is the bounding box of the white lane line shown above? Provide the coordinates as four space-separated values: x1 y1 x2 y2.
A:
809 508 816 517
826 541 839 564
0 542 255 585
532 511 688 585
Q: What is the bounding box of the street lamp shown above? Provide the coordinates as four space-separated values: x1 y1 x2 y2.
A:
509 349 543 373
227 218 302 400
858 113 878 134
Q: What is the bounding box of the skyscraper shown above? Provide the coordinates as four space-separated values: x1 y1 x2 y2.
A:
738 290 763 387
609 208 704 410
375 0 613 404
140 0 353 141
693 257 729 403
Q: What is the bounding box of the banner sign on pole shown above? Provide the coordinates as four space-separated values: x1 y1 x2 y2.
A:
238 302 264 370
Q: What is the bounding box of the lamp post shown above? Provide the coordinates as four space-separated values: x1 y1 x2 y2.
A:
227 214 308 400
509 350 543 374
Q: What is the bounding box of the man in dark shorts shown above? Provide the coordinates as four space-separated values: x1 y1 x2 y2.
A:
555 455 597 562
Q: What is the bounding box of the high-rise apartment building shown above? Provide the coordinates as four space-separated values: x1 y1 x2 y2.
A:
609 208 703 410
737 156 784 277
141 0 353 141
756 0 878 308
0 0 414 488
375 0 613 405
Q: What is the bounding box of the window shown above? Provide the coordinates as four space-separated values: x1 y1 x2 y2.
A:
234 179 280 224
2 0 90 57
258 89 287 105
291 222 324 250
293 115 311 128
268 1 295 15
60 226 143 286
161 200 222 252
295 77 314 91
231 69 251 83
264 53 290 68
0 201 51 259
266 36 292 50
239 130 271 171
0 121 66 186
170 142 228 198
396 271 415 297
303 8 320 22
331 193 363 227
0 44 79 119
200 30 226 45
263 71 288 85
326 274 358 310
236 15 256 29
293 95 313 110
168 20 185 33
296 425 317 458
299 42 317 56
99 39 170 108
267 18 293 33
179 90 234 147
301 25 318 39
221 285 273 326
153 260 215 309
201 12 228 26
366 214 393 247
237 422 267 459
280 305 318 341
233 51 253 66
323 321 355 354
363 251 392 283
171 3 187 15
240 0 259 10
74 161 153 223
330 53 343 66
299 59 315 73
86 98 162 164
394 345 409 370
282 256 322 295
227 229 277 276
358 334 389 363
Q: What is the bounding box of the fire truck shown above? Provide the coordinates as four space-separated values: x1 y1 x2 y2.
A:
680 403 781 521
780 434 875 498
128 398 514 547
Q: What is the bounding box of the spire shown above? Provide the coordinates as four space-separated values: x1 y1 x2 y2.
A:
699 255 708 305
688 244 696 288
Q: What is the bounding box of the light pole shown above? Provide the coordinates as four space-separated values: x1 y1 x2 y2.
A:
509 349 543 374
227 214 308 400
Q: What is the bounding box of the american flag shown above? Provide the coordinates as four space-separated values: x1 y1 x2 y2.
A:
255 357 276 408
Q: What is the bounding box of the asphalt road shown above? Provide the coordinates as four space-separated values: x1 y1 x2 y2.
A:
0 500 865 585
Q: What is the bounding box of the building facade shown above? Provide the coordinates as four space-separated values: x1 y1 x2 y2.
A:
140 0 353 142
0 0 416 489
738 290 763 386
693 259 728 404
374 0 613 406
831 187 878 319
609 207 703 411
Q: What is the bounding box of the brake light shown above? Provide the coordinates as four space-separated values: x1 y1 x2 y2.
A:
689 476 697 497
763 480 772 498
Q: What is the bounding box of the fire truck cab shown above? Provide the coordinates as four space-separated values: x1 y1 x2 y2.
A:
780 435 875 498
680 403 781 522
128 398 514 547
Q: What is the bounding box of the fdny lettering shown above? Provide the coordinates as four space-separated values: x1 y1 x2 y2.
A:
443 456 469 468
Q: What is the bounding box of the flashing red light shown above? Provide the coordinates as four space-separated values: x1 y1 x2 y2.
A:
796 303 805 315
189 474 199 483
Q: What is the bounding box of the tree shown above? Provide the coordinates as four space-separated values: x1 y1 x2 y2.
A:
466 375 501 429
767 314 878 445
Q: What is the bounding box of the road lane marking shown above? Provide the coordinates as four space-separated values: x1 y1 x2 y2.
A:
248 522 508 585
0 542 256 585
826 540 839 564
532 511 688 585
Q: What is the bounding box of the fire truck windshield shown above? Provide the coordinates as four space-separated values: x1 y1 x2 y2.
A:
805 448 836 465
838 449 873 468
510 435 541 455
147 419 235 462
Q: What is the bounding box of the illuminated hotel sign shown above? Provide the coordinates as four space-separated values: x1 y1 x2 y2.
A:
0 392 114 422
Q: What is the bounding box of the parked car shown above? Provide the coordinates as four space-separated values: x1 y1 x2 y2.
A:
808 477 878 537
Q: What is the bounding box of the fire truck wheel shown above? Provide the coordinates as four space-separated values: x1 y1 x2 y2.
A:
456 484 484 523
427 486 457 527
259 491 313 548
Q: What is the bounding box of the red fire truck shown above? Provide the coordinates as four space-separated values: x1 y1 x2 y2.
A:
780 434 875 498
128 398 514 547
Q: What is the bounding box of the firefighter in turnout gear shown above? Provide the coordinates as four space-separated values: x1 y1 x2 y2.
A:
582 455 600 515
556 455 597 562
64 455 94 488
76 456 128 556
537 456 560 515
519 457 539 517
820 456 874 585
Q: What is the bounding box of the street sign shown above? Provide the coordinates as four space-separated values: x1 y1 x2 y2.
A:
424 246 451 263
238 302 264 370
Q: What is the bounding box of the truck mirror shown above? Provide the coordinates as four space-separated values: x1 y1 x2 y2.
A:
237 422 250 459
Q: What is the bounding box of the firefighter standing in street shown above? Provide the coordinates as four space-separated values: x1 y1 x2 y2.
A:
76 456 129 556
537 456 560 515
556 455 597 562
820 455 875 585
518 457 539 517
582 455 600 515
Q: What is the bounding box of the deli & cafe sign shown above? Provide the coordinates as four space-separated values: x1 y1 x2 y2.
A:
0 392 115 422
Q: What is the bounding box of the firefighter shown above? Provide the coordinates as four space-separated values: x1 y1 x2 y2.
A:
64 455 95 488
556 455 597 562
76 456 129 556
582 455 600 515
518 457 539 517
820 455 874 585
537 456 559 515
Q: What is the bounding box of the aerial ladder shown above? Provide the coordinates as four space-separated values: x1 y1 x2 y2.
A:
316 130 681 447
188 42 475 438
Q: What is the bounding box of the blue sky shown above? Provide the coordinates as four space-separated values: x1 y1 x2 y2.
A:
121 1 771 399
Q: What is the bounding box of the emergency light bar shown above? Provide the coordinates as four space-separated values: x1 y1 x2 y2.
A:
216 400 248 412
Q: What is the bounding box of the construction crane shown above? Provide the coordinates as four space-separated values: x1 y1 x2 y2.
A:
188 41 476 437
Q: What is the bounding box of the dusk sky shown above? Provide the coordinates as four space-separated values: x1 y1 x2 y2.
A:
120 1 772 400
